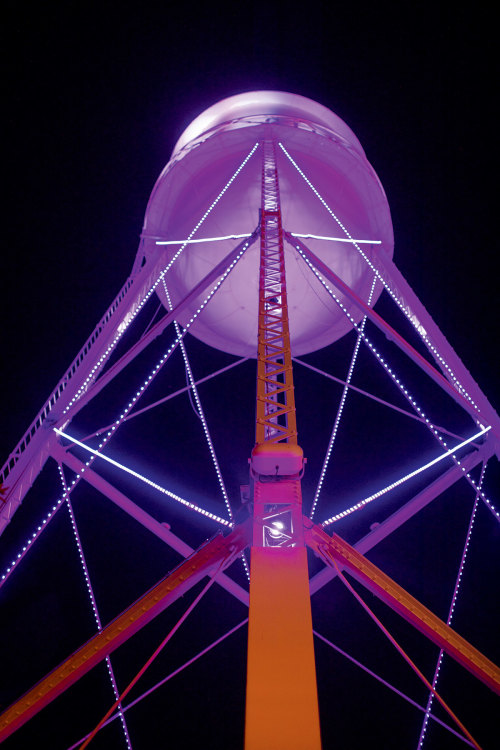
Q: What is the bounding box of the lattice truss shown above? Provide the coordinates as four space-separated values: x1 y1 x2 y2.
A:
0 140 499 749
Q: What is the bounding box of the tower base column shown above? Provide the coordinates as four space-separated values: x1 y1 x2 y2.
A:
245 545 322 750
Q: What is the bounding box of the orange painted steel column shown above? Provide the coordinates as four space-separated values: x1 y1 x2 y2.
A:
245 543 322 750
245 140 321 749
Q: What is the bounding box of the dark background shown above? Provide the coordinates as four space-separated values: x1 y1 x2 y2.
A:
1 2 498 749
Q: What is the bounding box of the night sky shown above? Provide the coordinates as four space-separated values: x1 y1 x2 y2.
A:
1 4 499 749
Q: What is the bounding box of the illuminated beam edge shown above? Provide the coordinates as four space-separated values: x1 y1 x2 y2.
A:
153 233 381 245
321 425 491 526
53 428 231 527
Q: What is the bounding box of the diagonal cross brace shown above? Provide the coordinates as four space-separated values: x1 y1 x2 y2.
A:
304 519 500 695
287 233 500 442
0 521 252 743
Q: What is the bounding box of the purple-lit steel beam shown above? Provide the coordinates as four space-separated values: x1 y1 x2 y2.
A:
286 233 500 442
374 248 500 446
309 439 494 595
54 438 492 609
304 520 500 695
0 520 251 743
70 229 259 420
51 445 249 605
0 231 258 537
0 252 171 529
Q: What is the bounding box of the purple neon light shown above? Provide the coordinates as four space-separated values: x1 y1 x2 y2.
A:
154 232 381 246
294 242 500 523
155 233 252 244
321 426 490 527
310 274 378 520
291 233 381 244
417 462 487 749
279 142 482 419
57 465 132 749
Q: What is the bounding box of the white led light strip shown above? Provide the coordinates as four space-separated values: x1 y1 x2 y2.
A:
322 426 490 526
55 428 231 526
63 143 259 415
310 274 378 520
156 234 252 245
162 275 232 521
291 233 381 244
155 232 381 246
279 142 481 417
292 243 499 523
58 466 132 749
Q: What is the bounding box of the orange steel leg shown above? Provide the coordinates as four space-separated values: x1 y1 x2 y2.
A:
245 545 322 750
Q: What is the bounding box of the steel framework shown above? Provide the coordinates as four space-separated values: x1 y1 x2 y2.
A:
0 130 499 749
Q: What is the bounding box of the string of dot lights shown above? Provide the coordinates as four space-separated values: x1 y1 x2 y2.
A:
417 462 487 749
57 465 133 750
279 143 483 419
54 434 232 526
240 549 251 582
62 142 259 417
1 239 252 584
161 276 233 522
309 274 378 520
292 243 499 524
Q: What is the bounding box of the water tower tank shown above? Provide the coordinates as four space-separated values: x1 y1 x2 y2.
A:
140 91 394 356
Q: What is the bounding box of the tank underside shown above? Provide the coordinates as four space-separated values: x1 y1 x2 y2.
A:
140 93 394 357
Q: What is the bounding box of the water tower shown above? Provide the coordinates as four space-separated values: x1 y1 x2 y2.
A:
0 92 498 748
